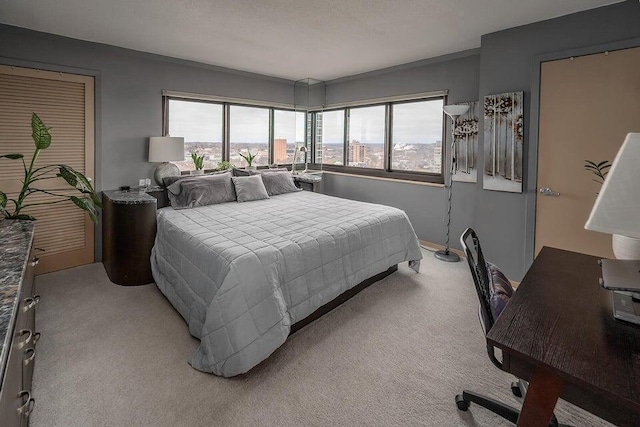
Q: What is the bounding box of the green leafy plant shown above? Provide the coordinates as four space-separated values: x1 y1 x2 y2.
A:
238 150 257 167
0 113 101 222
191 152 205 170
584 160 612 185
216 160 232 171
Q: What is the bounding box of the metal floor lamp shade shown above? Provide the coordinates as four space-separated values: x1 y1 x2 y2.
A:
435 104 470 262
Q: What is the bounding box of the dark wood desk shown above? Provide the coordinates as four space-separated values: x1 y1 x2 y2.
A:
487 247 640 427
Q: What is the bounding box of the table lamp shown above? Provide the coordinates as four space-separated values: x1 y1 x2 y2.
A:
585 132 640 324
149 136 184 186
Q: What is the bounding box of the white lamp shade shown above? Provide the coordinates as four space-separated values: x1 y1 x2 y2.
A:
148 137 184 162
585 133 640 238
443 104 470 118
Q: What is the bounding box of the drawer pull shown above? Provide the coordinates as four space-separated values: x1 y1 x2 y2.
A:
17 391 35 416
17 329 32 349
23 348 36 366
33 294 41 305
31 256 40 267
33 332 41 344
22 297 37 312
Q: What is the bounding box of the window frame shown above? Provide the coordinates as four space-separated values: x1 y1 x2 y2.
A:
163 92 446 183
164 95 306 173
310 95 446 184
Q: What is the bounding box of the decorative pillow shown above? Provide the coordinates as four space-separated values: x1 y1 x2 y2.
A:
231 175 270 203
260 171 301 196
163 170 228 188
167 172 236 208
232 167 289 177
486 262 514 320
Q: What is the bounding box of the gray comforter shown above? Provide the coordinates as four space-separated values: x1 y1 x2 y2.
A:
150 191 422 377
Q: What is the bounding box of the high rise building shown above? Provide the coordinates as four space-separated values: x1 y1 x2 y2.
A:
434 141 442 170
274 138 287 163
349 140 368 164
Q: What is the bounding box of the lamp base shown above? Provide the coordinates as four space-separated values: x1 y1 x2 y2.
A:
434 249 460 262
154 162 180 186
612 234 640 260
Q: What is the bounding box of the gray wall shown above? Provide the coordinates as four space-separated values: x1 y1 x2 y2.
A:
0 24 294 260
323 0 640 280
322 51 481 268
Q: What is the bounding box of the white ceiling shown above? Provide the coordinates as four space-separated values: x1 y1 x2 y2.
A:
0 0 623 81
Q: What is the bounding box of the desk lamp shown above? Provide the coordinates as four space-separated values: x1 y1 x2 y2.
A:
585 133 640 324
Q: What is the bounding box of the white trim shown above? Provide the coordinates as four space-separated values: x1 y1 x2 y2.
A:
161 90 295 110
317 90 448 111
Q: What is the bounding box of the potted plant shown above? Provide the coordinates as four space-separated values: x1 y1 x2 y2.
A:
238 150 257 170
216 160 232 171
0 113 101 222
191 152 205 175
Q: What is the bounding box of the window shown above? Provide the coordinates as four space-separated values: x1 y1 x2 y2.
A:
347 105 385 169
391 99 444 173
273 110 306 165
163 92 445 183
229 105 270 167
167 99 223 171
317 109 344 165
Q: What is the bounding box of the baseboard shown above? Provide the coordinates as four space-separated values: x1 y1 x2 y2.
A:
419 240 519 289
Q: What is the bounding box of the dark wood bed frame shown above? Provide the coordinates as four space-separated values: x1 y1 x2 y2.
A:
290 264 398 334
151 188 400 334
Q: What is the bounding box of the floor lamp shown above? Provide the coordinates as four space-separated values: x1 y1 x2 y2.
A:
435 104 470 262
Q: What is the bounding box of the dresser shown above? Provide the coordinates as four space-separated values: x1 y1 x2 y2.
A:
0 220 39 426
102 190 158 286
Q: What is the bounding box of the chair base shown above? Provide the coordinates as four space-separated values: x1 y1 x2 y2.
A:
455 387 570 427
455 390 520 424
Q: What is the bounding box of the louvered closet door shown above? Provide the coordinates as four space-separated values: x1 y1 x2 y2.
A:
0 65 95 274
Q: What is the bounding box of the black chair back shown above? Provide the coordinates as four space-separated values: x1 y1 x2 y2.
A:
460 227 503 369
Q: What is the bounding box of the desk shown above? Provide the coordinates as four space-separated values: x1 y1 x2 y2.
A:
487 247 640 426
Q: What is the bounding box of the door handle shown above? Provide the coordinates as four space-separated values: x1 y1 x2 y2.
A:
539 187 560 197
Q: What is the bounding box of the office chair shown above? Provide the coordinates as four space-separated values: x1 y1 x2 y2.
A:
457 228 567 426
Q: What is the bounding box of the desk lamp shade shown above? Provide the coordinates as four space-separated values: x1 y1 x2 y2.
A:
148 136 184 185
585 133 640 258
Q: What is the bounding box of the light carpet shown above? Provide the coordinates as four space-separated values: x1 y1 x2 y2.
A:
31 249 611 426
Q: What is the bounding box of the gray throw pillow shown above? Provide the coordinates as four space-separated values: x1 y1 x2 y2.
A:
163 170 228 188
167 172 236 208
231 175 270 203
260 171 301 196
232 167 288 177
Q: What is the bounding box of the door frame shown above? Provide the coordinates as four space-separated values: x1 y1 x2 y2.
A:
0 57 103 263
524 36 640 268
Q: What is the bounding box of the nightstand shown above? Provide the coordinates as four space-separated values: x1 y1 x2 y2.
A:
293 173 323 192
102 190 157 286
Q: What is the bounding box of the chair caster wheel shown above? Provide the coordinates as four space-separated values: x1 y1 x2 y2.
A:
511 381 522 398
455 394 470 411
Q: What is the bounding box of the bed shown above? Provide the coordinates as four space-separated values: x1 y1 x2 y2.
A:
150 190 422 377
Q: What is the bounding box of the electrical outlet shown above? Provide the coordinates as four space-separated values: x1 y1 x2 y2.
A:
145 178 151 187
139 179 146 187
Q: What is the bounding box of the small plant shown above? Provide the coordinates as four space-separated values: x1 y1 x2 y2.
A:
238 150 257 167
191 152 205 170
584 160 612 185
0 113 101 222
216 160 232 171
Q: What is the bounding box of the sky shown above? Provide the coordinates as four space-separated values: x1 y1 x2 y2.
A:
168 98 443 145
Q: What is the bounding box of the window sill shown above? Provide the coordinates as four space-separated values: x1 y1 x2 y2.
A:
322 171 445 188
